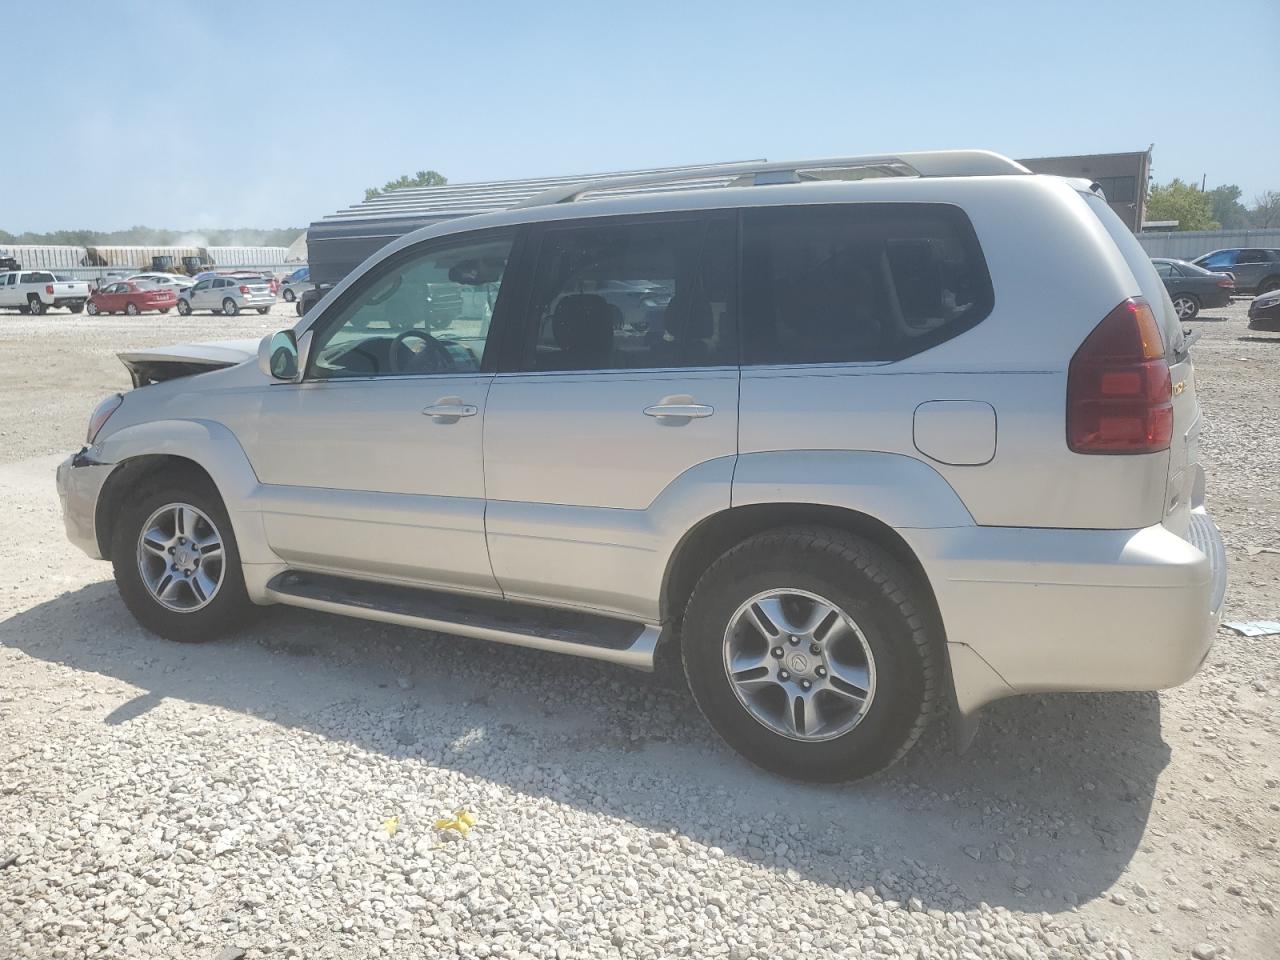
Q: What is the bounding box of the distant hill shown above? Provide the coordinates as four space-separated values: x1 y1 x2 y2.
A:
0 227 304 246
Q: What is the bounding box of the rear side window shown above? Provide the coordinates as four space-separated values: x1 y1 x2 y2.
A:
741 203 993 364
516 216 737 371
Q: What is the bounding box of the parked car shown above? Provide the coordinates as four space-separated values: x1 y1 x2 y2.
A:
128 272 195 295
56 151 1226 782
281 266 314 303
1191 248 1280 294
1247 288 1280 330
177 276 275 316
0 270 89 314
1151 258 1235 319
86 281 177 316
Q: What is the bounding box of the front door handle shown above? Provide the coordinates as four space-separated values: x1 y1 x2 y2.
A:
643 394 714 423
422 396 478 423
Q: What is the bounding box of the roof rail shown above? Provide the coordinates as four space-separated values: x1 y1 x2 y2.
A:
510 150 1031 209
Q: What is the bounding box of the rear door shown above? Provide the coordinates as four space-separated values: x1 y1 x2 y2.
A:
483 212 740 619
1233 249 1271 290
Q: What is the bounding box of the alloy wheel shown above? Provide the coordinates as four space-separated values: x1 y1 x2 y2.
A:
135 502 225 612
722 588 876 741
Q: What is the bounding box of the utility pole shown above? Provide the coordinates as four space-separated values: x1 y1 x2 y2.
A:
1201 173 1207 192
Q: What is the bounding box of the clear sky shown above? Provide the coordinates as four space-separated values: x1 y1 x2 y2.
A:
5 0 1278 232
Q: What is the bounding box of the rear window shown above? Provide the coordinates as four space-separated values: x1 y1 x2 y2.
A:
24 271 55 283
741 203 993 364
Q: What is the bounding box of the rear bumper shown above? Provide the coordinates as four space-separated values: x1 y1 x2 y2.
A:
911 512 1226 708
55 451 114 559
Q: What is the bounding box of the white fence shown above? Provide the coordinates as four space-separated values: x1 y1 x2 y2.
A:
1137 229 1280 260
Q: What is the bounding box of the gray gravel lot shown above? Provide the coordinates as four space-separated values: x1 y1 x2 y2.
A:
1 299 1278 959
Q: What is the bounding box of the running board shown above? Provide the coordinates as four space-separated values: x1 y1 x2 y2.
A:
264 571 660 671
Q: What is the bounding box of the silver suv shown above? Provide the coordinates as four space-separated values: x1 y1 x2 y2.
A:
177 275 275 316
56 152 1226 781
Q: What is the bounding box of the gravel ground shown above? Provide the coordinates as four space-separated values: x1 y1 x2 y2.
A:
1 299 1277 960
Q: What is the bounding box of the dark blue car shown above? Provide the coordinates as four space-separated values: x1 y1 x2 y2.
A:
1151 258 1235 320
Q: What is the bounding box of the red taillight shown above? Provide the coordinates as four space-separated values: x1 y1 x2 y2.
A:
1217 278 1235 288
1067 297 1173 454
45 284 54 295
239 285 249 294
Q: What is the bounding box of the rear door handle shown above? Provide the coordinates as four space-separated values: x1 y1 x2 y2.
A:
422 396 478 422
643 394 714 422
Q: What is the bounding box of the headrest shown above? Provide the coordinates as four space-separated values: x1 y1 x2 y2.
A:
552 294 614 365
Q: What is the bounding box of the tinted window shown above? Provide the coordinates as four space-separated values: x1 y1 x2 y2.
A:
516 217 736 372
309 231 513 379
24 272 55 283
1200 250 1236 268
741 203 993 365
1153 261 1174 278
1237 249 1268 264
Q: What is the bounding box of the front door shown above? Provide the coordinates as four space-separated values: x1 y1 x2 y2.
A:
188 278 215 310
244 228 519 594
483 213 740 620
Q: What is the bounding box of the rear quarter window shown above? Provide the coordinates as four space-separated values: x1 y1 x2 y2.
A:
741 203 993 364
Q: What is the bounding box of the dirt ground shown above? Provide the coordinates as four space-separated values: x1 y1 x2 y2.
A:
0 298 1277 959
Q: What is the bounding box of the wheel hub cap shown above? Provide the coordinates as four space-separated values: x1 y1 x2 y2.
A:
723 588 876 742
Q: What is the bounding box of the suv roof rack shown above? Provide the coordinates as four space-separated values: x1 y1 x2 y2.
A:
511 150 1031 209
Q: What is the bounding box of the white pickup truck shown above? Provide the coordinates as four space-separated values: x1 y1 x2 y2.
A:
0 269 90 314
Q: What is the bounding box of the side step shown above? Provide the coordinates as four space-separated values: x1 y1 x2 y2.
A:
264 571 660 671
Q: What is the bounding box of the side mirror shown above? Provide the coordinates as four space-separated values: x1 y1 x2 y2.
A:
258 330 299 380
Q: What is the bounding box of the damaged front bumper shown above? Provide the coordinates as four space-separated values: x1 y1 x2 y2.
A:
55 449 115 560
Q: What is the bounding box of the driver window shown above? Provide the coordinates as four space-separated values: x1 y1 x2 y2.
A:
308 231 514 379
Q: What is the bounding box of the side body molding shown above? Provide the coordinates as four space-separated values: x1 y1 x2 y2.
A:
94 418 281 576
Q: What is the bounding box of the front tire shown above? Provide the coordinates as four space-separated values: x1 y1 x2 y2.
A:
125 302 140 316
177 299 192 316
222 298 239 316
85 301 99 316
681 527 939 782
256 307 269 315
110 475 254 643
1172 293 1200 320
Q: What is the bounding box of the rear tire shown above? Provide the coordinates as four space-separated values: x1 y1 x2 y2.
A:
110 474 254 643
1259 276 1280 294
27 296 45 316
159 307 171 314
1172 293 1200 320
222 298 239 316
681 526 939 782
69 302 84 314
256 307 269 315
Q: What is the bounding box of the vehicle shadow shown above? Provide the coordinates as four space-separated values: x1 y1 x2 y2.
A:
1238 335 1280 342
2 583 1167 913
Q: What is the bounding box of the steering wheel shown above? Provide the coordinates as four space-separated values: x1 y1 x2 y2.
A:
389 329 454 374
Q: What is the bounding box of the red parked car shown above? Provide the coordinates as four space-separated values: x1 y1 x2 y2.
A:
85 281 177 316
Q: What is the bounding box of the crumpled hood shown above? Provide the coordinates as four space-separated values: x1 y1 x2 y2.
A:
117 338 258 387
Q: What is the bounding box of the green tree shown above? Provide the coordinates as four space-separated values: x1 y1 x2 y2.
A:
365 169 448 201
1252 191 1280 228
1145 179 1219 231
1206 184 1249 230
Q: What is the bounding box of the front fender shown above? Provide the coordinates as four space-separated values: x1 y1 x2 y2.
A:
93 418 277 565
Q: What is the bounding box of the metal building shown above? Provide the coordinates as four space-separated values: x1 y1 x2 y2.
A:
1017 150 1153 232
306 162 760 285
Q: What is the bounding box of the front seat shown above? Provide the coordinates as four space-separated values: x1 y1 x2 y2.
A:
551 294 615 369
